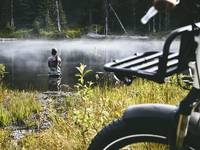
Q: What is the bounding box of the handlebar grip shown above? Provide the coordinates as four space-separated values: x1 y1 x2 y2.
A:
153 0 180 11
141 6 158 24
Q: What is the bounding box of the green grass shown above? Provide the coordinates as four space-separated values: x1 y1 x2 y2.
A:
15 78 188 149
0 86 42 127
0 129 14 149
64 79 187 149
0 78 189 149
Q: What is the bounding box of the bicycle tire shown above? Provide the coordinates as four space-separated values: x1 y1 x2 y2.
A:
88 118 171 150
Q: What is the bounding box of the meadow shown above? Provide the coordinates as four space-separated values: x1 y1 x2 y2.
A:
0 64 189 149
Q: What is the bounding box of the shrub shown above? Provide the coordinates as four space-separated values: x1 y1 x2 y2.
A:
50 32 69 39
0 87 42 127
0 64 5 82
3 23 15 34
13 29 32 38
0 129 13 149
63 28 82 38
32 20 40 35
0 105 11 126
7 92 41 126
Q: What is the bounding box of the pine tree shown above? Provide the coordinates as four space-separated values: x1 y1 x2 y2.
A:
47 0 67 31
33 0 53 29
14 0 35 28
0 0 10 30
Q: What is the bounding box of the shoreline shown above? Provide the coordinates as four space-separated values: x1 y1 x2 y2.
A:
0 38 18 41
0 33 167 41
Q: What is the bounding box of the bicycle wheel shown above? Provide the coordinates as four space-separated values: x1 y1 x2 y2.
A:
88 118 171 150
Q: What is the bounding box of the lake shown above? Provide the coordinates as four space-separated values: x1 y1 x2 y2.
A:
0 37 179 90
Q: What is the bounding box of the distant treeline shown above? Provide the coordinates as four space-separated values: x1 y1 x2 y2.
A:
0 0 199 35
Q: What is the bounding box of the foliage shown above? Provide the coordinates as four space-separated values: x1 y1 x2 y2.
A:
89 24 104 34
0 29 33 38
18 125 73 150
40 28 82 38
1 0 197 36
3 23 15 34
0 28 83 39
0 129 14 149
14 29 33 38
75 63 93 90
0 76 189 149
32 20 40 34
7 92 41 126
0 87 42 127
0 64 5 82
73 78 187 149
49 31 68 39
0 104 11 126
63 28 82 38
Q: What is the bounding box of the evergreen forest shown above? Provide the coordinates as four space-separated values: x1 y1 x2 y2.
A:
0 0 199 37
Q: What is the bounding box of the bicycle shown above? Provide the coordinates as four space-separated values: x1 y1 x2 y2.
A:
88 0 200 150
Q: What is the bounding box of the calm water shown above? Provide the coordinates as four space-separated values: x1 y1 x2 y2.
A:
0 37 179 90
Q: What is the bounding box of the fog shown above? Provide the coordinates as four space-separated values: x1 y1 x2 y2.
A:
0 38 179 90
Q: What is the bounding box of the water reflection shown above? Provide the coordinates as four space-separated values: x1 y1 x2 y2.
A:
48 76 61 91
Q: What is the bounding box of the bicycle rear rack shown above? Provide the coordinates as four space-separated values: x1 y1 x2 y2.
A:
104 23 200 83
105 51 179 83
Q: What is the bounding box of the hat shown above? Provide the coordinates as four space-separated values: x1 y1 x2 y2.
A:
51 48 58 55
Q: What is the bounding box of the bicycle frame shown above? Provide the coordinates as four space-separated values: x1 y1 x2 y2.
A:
175 23 200 149
104 22 200 149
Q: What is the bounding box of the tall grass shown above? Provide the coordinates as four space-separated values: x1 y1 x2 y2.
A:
0 63 189 149
0 86 42 127
0 129 14 149
15 78 188 150
0 28 82 39
66 79 188 149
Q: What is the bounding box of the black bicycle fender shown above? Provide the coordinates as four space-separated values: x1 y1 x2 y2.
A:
123 104 178 122
122 104 200 148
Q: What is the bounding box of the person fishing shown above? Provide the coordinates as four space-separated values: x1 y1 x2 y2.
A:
48 48 62 91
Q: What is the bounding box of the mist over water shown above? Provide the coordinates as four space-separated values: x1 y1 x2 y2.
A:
0 38 179 90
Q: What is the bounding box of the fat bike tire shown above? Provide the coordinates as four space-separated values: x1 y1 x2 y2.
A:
88 118 171 150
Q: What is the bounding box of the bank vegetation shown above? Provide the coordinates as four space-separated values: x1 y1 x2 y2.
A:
0 64 188 149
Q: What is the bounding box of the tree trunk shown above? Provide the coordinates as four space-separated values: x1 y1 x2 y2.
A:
105 0 109 35
132 7 136 32
153 17 156 33
164 12 170 31
89 9 92 26
55 0 61 32
45 9 50 28
109 3 127 34
10 0 14 27
159 13 162 31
